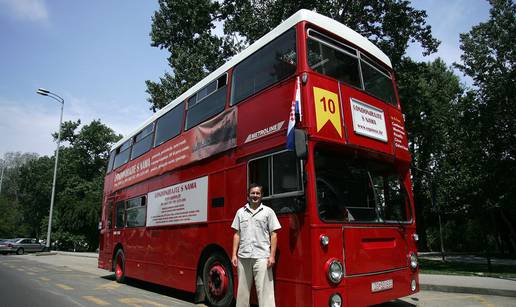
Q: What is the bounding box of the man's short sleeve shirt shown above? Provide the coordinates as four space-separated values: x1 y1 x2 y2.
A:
231 203 281 259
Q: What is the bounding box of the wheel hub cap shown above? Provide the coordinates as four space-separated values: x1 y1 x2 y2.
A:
208 265 228 298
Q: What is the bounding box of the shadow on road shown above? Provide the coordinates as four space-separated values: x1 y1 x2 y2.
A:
100 274 197 304
373 297 418 307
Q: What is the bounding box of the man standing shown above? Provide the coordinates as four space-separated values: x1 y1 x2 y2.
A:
231 183 281 307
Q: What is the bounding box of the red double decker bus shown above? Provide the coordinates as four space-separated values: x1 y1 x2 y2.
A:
98 9 418 307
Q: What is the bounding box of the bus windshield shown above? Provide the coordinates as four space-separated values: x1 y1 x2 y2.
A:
315 149 411 223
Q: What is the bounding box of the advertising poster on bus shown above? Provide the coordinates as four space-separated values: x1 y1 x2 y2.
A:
146 176 208 227
112 108 237 190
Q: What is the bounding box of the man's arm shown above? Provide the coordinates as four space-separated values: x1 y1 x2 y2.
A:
231 231 240 267
267 231 278 268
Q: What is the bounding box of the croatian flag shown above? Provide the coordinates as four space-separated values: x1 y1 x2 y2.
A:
287 77 301 150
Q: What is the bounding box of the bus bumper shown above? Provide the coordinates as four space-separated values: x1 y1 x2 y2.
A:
312 268 418 307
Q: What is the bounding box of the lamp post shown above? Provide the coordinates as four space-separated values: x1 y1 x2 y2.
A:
36 88 64 251
0 159 5 195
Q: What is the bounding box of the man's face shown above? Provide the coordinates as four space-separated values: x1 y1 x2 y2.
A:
248 187 262 207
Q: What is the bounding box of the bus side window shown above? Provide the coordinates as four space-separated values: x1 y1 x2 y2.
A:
107 202 113 229
185 74 227 130
126 196 146 227
115 201 125 228
154 101 184 147
248 150 304 214
113 139 132 170
231 28 297 106
131 123 154 160
107 150 115 173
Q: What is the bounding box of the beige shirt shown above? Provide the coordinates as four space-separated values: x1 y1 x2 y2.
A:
231 203 281 259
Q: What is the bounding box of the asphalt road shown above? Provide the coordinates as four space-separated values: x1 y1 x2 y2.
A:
0 253 514 307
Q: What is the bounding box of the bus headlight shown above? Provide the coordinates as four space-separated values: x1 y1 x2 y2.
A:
409 252 418 270
329 293 342 307
320 235 330 247
411 278 417 292
326 259 343 284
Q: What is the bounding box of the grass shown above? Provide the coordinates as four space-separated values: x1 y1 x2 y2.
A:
420 258 516 279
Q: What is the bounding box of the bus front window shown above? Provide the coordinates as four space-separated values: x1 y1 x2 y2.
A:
315 149 411 223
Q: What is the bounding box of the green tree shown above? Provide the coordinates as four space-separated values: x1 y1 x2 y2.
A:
454 0 516 252
0 152 39 238
52 120 121 250
146 0 439 111
397 58 463 250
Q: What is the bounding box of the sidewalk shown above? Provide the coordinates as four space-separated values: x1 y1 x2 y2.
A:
39 252 516 297
420 273 516 297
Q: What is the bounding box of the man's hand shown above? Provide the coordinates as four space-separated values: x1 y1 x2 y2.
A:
232 255 238 267
267 255 276 268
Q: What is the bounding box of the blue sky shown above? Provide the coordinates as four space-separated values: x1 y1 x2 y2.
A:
0 0 490 158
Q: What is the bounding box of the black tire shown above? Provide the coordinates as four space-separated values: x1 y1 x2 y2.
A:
202 253 234 307
16 248 24 255
114 249 126 283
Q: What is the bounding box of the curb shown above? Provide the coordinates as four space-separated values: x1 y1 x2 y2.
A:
54 251 99 259
420 283 516 298
34 252 58 256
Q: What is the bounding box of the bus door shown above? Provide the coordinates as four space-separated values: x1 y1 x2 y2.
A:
99 196 114 269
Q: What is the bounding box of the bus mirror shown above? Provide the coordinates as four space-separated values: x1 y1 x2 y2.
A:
295 129 308 159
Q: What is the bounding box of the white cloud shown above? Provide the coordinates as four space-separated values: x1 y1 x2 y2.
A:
0 93 154 157
0 0 48 22
0 97 58 157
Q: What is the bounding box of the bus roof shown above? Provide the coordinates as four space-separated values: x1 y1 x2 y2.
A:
112 9 392 150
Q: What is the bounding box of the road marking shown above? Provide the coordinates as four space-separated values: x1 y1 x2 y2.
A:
95 281 121 290
83 296 110 305
16 268 25 272
39 277 50 281
475 296 495 307
55 283 74 290
54 267 73 272
118 298 168 307
26 272 36 275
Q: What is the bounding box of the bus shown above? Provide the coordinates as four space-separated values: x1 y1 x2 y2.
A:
98 9 418 307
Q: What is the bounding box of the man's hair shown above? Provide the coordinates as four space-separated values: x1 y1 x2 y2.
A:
248 183 263 194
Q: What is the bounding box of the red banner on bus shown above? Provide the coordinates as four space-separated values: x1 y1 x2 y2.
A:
112 108 237 190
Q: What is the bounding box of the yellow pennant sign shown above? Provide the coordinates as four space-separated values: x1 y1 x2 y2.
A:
313 87 342 137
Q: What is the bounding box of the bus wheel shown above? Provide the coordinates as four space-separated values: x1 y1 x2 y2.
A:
114 249 126 283
202 254 234 307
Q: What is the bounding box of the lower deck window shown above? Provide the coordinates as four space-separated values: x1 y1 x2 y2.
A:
248 150 304 214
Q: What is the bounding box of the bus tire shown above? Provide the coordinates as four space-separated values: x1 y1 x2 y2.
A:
202 253 234 307
114 249 126 283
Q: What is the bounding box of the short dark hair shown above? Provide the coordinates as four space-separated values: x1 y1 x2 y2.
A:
248 183 263 194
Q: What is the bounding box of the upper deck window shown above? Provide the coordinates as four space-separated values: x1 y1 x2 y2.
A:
307 29 397 107
154 101 185 147
185 74 227 130
131 123 154 160
113 139 132 169
107 150 115 173
307 30 361 88
231 28 297 106
360 55 396 105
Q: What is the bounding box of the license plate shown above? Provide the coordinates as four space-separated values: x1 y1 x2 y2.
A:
371 279 393 292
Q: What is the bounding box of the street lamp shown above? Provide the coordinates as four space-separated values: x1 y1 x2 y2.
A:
36 88 64 251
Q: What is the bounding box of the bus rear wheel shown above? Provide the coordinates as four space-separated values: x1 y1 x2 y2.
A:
114 249 126 283
202 253 234 307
